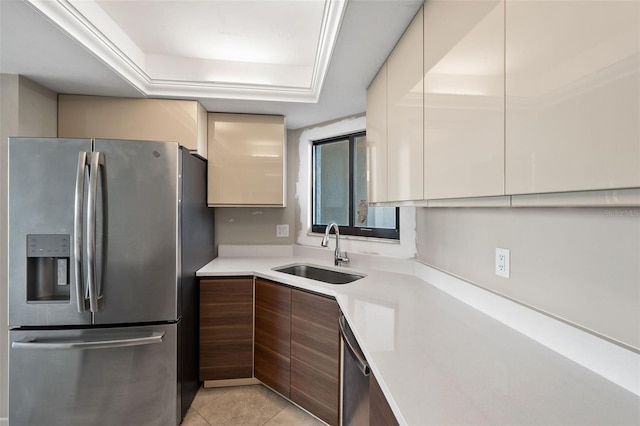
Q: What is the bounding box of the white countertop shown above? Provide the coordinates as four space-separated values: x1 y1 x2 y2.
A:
197 249 640 425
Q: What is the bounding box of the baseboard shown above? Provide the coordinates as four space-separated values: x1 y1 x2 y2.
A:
203 378 260 388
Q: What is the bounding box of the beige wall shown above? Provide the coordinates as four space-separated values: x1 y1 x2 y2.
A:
214 129 298 245
0 75 57 421
416 207 640 350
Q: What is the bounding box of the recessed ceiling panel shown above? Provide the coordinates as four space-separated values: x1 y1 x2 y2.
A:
28 0 346 102
96 0 324 67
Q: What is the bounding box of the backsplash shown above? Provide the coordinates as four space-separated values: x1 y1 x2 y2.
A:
416 206 640 350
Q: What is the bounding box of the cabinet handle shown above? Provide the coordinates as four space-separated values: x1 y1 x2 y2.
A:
339 314 370 376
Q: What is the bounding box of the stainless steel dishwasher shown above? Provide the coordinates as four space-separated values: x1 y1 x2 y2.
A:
340 313 370 426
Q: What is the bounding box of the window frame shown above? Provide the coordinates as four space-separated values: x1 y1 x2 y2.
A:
311 132 400 240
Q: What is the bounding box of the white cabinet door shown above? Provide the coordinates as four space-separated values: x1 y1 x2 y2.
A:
208 113 286 207
387 8 424 202
366 63 388 204
423 0 505 200
505 0 640 194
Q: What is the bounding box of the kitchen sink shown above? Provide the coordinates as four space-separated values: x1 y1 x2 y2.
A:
273 264 364 284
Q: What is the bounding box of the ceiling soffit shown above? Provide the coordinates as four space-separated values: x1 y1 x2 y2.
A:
26 0 347 103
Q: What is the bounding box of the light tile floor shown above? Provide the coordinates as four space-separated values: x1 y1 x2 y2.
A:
182 384 326 426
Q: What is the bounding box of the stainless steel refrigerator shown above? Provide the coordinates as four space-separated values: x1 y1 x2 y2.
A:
8 137 215 425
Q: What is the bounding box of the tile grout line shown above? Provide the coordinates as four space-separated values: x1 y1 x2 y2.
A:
198 408 212 426
186 403 209 426
261 404 288 426
190 386 229 426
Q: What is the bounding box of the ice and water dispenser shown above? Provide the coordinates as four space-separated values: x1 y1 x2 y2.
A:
26 234 71 302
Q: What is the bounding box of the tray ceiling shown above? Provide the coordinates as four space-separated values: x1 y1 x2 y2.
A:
1 0 424 129
28 0 347 102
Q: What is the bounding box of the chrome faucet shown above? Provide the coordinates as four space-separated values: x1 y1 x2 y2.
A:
321 222 349 266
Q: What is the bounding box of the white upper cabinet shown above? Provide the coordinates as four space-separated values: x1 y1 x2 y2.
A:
423 0 505 200
505 0 640 194
366 63 388 204
387 8 424 202
207 113 286 207
58 95 208 159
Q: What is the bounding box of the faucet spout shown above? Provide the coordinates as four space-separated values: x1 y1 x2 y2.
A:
321 222 349 266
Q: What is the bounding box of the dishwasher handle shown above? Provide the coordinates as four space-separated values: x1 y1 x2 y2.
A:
339 314 370 376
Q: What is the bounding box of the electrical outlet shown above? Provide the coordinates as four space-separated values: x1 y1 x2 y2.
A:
495 248 510 278
276 224 289 238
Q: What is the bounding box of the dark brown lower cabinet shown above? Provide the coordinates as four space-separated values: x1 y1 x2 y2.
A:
199 277 254 381
291 289 340 426
254 278 292 398
370 374 399 426
200 276 342 424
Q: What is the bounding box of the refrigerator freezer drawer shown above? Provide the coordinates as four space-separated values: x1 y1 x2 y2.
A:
9 323 179 426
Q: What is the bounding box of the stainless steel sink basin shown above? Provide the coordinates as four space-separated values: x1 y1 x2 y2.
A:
273 264 364 284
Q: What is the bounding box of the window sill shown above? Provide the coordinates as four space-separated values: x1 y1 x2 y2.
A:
306 231 401 245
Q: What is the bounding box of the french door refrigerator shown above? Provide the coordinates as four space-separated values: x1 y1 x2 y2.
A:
8 137 215 425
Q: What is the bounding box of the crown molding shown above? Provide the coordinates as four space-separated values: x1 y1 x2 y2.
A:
26 0 148 95
309 0 347 102
25 0 348 103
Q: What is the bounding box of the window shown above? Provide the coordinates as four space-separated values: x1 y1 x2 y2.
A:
312 132 399 239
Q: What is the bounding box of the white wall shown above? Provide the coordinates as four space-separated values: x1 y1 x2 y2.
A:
0 75 57 422
294 114 416 258
416 207 640 350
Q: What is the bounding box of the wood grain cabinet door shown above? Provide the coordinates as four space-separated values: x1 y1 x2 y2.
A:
370 374 399 426
199 277 254 381
254 278 292 398
290 289 341 426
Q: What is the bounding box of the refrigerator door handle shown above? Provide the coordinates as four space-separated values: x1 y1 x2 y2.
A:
87 152 105 313
74 152 88 313
11 332 164 350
